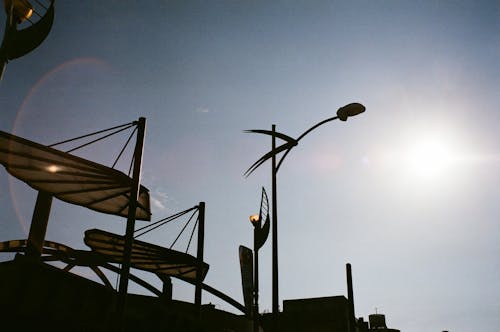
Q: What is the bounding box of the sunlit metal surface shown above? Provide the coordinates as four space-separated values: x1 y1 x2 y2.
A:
0 131 151 220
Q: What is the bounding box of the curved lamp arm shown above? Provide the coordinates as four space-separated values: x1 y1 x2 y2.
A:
276 103 365 172
276 115 338 172
245 103 365 175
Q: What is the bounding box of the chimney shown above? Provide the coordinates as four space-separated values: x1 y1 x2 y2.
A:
346 263 356 332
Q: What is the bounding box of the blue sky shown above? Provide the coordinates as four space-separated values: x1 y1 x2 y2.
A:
1 1 499 331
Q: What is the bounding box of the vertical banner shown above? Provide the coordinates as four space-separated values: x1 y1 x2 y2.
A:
239 245 253 317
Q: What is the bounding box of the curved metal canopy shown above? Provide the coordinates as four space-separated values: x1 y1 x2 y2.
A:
84 228 209 282
0 237 243 313
0 130 151 221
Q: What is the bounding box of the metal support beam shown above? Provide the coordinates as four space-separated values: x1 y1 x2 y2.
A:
117 117 146 329
26 190 53 259
195 201 205 311
160 275 173 303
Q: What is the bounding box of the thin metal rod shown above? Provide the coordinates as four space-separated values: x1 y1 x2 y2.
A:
170 209 198 249
271 124 279 317
195 202 205 312
134 206 197 238
134 211 193 236
117 117 146 330
296 115 339 142
0 61 7 81
275 116 339 172
112 126 137 168
104 263 163 297
127 153 135 176
34 0 49 11
49 122 135 147
65 124 136 153
200 283 246 314
186 218 199 253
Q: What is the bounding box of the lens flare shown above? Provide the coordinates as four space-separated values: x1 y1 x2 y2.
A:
8 57 111 235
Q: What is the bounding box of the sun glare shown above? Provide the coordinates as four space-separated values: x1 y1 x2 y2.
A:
404 136 456 178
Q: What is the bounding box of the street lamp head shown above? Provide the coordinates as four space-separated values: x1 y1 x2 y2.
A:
4 0 34 24
336 103 366 121
249 214 260 225
1 0 55 81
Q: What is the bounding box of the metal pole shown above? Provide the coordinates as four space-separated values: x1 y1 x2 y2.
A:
26 191 53 259
0 0 14 81
195 202 205 311
271 124 279 324
346 263 356 332
117 117 146 329
253 221 260 332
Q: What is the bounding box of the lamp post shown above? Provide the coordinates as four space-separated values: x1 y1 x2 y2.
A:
248 187 270 332
249 213 261 332
245 102 366 324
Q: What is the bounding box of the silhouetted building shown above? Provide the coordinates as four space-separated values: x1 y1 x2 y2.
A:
275 296 350 332
356 313 400 332
258 296 400 332
260 296 351 332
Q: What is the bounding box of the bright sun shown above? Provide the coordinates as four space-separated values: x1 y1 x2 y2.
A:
404 135 456 178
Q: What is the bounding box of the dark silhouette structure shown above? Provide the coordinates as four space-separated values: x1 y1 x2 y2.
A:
248 187 270 332
266 296 351 332
0 254 401 331
0 0 55 80
245 103 366 321
0 118 404 332
0 121 248 330
356 314 401 332
0 254 251 331
259 295 401 332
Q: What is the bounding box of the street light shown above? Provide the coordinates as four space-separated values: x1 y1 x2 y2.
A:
244 102 365 323
248 188 270 332
249 213 261 332
249 214 259 224
0 0 55 80
4 0 34 23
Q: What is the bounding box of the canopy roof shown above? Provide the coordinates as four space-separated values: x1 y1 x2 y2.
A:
0 131 151 221
84 229 209 282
